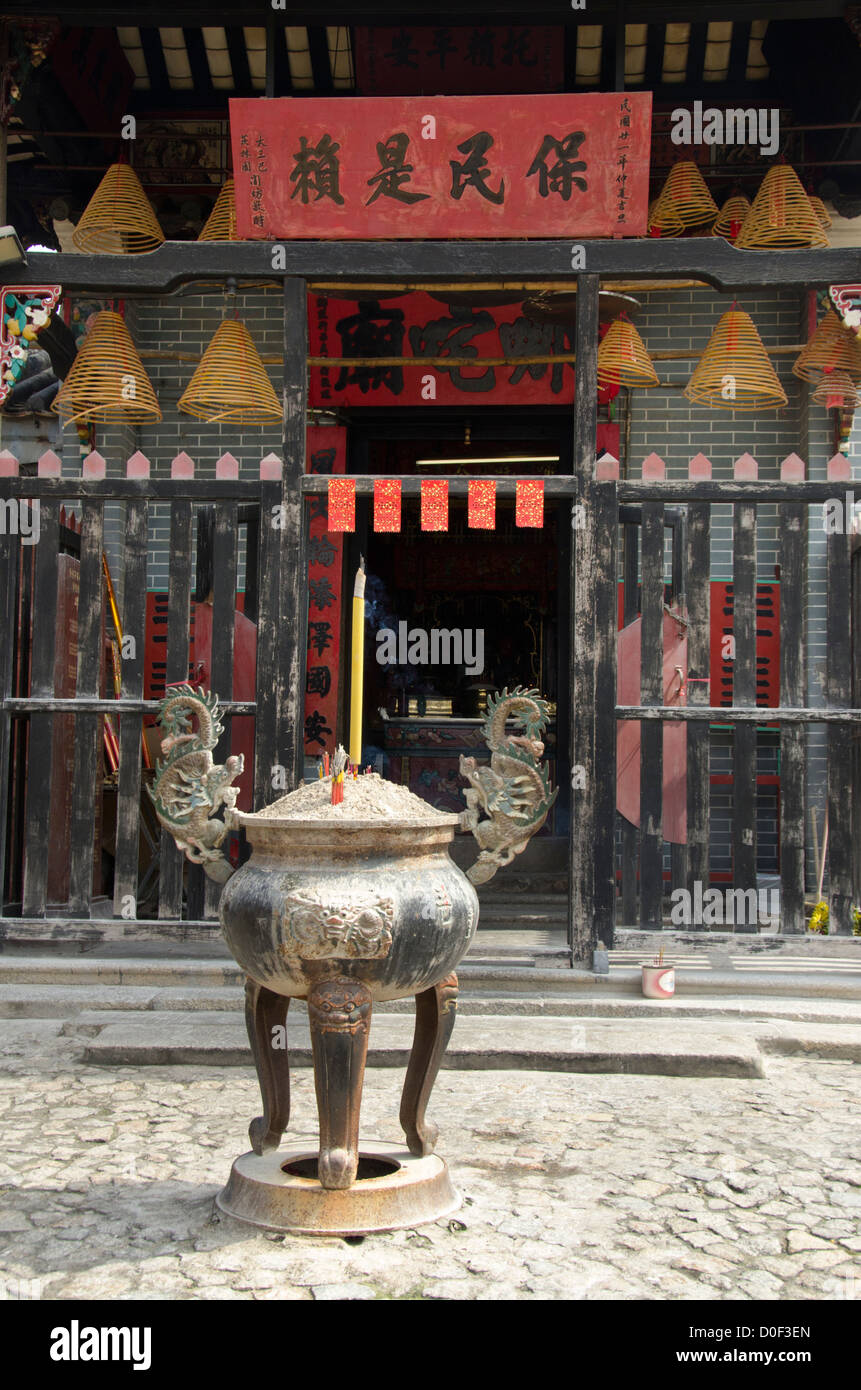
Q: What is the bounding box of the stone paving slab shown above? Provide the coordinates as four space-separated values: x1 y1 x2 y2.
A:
0 1021 858 1301
70 1010 767 1077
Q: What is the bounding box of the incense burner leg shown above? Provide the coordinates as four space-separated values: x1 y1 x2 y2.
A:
245 978 292 1155
400 972 458 1158
308 976 372 1190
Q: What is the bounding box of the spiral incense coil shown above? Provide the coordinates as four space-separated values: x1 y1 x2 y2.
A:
597 317 660 388
713 194 752 241
811 370 861 410
736 164 829 249
684 308 788 411
648 161 718 236
198 180 238 241
178 318 281 424
53 311 162 424
807 194 832 230
72 163 164 254
792 311 861 384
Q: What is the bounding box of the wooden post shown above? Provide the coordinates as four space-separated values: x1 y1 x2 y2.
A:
0 451 18 909
113 454 149 918
825 454 854 934
22 453 60 918
732 453 759 930
569 272 600 963
779 454 807 933
594 454 619 948
639 453 665 930
69 456 105 913
685 454 712 916
620 521 639 926
158 454 194 919
281 275 308 790
204 453 239 917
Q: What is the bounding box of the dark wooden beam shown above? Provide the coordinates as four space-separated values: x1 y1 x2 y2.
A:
225 25 253 96
22 242 861 293
307 26 334 95
182 26 216 103
728 20 752 88
686 20 708 88
138 27 170 101
5 4 845 25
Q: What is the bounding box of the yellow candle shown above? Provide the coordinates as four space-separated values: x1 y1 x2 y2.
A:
349 557 366 768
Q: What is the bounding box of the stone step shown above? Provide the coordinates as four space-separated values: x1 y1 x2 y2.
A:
4 981 861 1026
68 1009 773 1077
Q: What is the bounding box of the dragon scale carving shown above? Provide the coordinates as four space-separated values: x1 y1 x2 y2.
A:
459 686 557 885
148 684 243 882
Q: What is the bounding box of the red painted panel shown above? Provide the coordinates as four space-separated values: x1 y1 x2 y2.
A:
304 427 347 761
230 92 651 239
354 26 565 97
310 291 623 408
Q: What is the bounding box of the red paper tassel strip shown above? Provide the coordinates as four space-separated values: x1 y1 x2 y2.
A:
327 477 355 532
374 478 402 532
468 479 496 529
516 479 544 528
421 479 449 531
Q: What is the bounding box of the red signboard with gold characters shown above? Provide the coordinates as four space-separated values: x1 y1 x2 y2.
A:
230 92 651 240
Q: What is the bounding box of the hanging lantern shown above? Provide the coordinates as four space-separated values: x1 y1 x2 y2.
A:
73 164 164 254
812 369 861 411
713 194 752 241
807 194 832 230
53 311 162 424
684 308 788 411
648 162 718 236
736 164 829 249
198 180 238 241
597 317 660 388
178 318 281 424
793 310 861 383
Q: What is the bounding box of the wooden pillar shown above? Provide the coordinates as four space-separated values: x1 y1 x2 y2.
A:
569 272 600 963
281 275 309 790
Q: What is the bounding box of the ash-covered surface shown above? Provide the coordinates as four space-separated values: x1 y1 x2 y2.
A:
251 773 456 824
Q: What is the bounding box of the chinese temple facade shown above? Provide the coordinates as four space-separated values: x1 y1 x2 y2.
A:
2 2 861 962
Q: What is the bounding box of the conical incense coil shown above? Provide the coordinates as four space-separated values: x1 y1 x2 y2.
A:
713 194 752 241
807 194 831 230
178 318 281 424
648 161 718 236
684 308 788 411
73 163 164 254
53 311 162 424
597 317 659 388
198 180 238 241
793 311 861 384
811 369 861 410
736 164 829 249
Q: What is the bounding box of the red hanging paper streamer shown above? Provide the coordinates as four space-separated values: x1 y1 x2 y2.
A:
421 479 448 531
516 479 544 528
468 479 496 529
327 476 355 532
374 478 401 532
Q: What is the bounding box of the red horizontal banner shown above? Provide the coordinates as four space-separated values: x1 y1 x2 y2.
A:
230 92 651 239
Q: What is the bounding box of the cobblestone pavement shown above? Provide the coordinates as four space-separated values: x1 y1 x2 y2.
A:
0 1024 859 1301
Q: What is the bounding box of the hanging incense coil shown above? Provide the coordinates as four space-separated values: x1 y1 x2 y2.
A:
178 318 281 424
736 164 829 249
793 310 861 383
648 162 718 236
807 194 832 230
713 194 752 241
597 317 659 388
73 163 164 254
198 180 238 241
684 308 788 411
53 311 162 424
812 370 861 410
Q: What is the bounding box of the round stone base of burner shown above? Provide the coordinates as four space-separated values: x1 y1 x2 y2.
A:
215 1138 460 1236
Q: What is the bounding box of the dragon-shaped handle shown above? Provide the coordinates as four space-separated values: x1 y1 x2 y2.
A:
147 684 244 883
459 686 558 886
